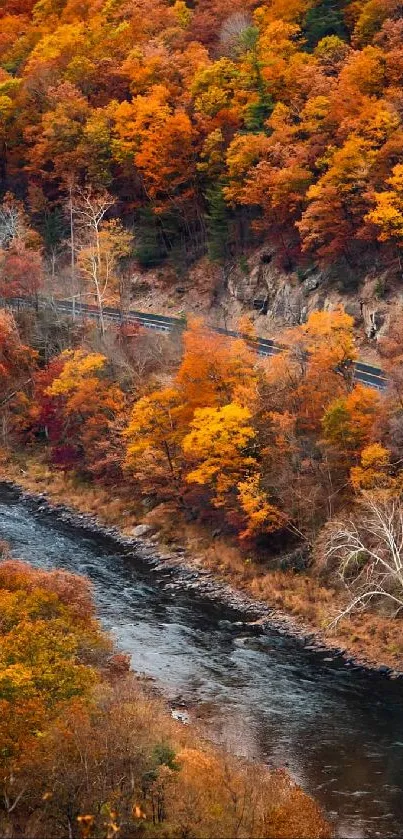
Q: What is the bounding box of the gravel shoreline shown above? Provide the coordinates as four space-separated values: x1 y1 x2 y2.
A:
1 478 401 681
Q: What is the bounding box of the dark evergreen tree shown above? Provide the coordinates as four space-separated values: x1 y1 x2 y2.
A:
135 206 166 268
206 186 230 264
303 0 348 49
240 26 274 132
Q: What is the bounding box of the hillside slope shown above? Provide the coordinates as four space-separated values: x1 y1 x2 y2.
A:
1 0 403 323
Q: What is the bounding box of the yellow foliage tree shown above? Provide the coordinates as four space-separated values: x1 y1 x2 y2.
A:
182 402 285 537
265 308 357 433
183 403 255 506
47 350 123 420
237 473 288 540
350 442 394 491
47 350 105 398
124 388 185 497
367 163 403 249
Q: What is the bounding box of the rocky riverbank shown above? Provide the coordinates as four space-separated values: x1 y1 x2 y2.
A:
1 478 400 681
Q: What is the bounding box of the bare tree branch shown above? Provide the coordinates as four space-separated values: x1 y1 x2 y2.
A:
325 493 403 624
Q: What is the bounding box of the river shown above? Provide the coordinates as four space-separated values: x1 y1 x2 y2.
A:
0 484 402 839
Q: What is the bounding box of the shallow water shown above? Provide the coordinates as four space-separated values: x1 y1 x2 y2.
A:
0 484 403 838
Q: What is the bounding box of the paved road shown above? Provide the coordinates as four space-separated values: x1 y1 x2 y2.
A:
3 296 388 391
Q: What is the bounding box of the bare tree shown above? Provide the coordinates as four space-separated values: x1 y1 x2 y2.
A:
0 200 23 249
220 12 251 55
325 493 403 624
68 181 77 319
73 188 132 336
73 188 115 334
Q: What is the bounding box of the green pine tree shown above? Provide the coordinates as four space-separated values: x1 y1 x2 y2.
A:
303 0 347 49
206 186 230 264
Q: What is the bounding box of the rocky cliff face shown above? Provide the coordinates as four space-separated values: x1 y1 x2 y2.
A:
129 247 402 360
223 249 401 356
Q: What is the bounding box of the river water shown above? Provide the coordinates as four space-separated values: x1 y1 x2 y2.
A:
0 484 403 838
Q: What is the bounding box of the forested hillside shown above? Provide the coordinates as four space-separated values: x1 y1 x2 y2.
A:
1 0 403 286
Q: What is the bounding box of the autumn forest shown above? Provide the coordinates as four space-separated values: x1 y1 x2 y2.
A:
1 0 403 274
2 0 403 836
